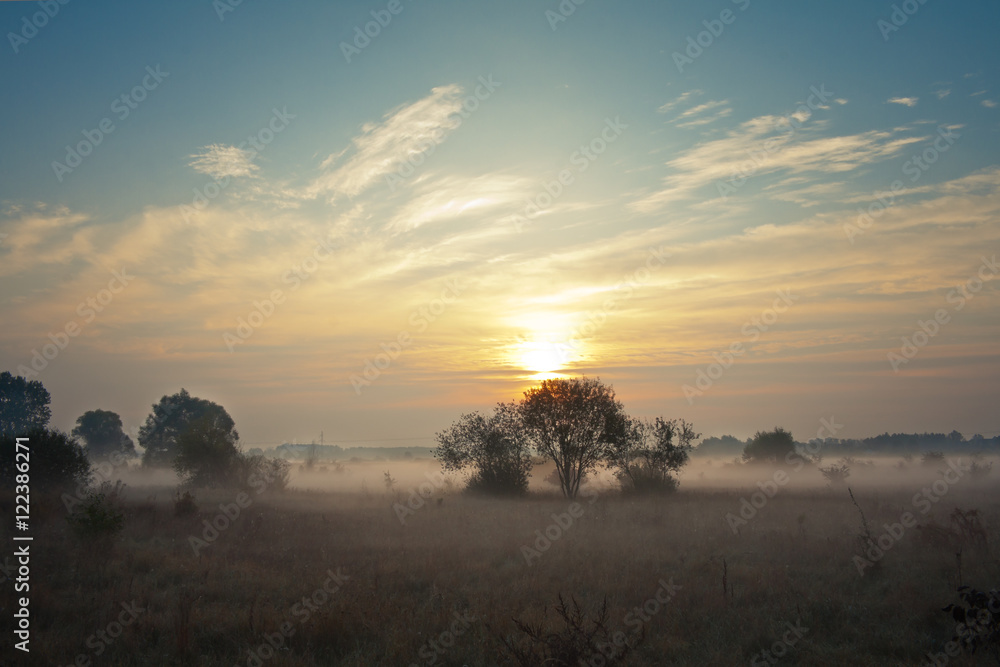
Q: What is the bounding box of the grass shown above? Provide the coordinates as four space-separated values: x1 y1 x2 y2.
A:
2 462 999 665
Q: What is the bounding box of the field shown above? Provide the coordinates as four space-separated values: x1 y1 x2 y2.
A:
3 457 1000 666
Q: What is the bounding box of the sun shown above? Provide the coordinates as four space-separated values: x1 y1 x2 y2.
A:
521 345 564 374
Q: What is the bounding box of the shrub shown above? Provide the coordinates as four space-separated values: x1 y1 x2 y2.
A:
233 453 290 493
922 451 946 467
606 417 698 495
174 490 197 517
66 480 126 540
742 427 797 465
497 595 642 666
942 586 1000 661
819 461 851 486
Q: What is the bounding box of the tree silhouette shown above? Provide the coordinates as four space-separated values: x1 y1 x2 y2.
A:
1 428 90 491
0 371 52 439
606 417 699 494
139 389 238 467
742 427 797 464
72 410 136 461
520 377 629 499
172 414 241 487
435 402 533 495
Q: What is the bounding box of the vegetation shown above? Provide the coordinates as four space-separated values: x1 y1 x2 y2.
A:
0 370 52 438
0 427 91 491
742 427 798 465
606 417 699 494
435 402 533 496
72 409 137 461
520 377 630 499
139 388 238 467
66 480 127 540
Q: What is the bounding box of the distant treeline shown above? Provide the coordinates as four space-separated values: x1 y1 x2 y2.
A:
695 431 1000 458
249 443 435 461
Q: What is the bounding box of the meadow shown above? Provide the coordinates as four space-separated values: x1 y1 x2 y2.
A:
3 456 999 666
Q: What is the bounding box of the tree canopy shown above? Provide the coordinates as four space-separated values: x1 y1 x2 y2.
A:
0 428 91 491
0 371 52 439
172 414 242 487
72 409 136 461
435 402 533 495
520 377 629 499
742 427 797 464
606 417 699 494
139 389 238 467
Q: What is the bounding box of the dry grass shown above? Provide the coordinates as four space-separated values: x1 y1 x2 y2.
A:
2 464 1000 666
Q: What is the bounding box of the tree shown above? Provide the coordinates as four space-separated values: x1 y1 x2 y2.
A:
606 417 699 494
139 389 238 467
435 402 533 496
72 410 136 461
0 371 52 439
173 414 242 487
0 428 91 492
742 427 797 465
520 377 629 499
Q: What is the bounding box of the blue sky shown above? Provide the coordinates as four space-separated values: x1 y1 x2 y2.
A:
1 0 998 448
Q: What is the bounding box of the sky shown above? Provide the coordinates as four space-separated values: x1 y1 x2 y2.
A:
1 0 998 449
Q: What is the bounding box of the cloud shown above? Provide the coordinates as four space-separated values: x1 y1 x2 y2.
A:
188 144 260 179
673 100 733 129
656 89 703 114
887 97 919 107
306 85 469 201
935 89 951 100
632 107 924 212
982 100 998 108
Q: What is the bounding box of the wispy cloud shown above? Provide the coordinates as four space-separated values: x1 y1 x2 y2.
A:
657 89 703 114
306 85 468 201
188 144 260 180
673 100 733 129
982 99 998 108
887 97 919 107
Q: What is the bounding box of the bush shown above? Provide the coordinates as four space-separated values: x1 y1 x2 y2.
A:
0 428 91 492
942 586 1000 661
606 417 698 495
743 427 797 465
66 480 126 540
922 451 946 467
174 490 197 517
233 453 290 493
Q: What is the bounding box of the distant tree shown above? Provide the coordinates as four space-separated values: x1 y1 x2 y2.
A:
742 427 797 465
172 414 242 487
139 389 238 467
519 377 629 499
693 435 744 458
435 402 533 496
72 410 136 461
606 417 699 494
0 371 52 439
0 428 91 492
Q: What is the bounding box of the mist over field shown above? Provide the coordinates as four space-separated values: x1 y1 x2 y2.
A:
3 0 1000 664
